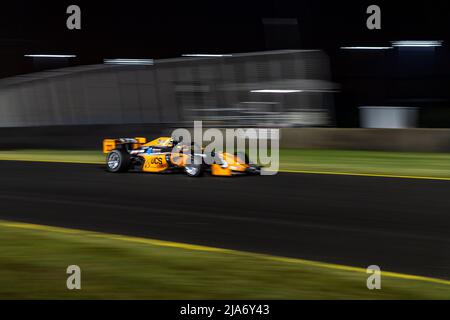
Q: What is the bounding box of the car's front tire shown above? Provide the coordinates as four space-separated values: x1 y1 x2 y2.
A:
106 149 130 173
184 155 204 177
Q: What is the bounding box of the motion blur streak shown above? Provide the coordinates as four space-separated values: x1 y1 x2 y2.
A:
0 161 449 279
1 158 450 181
2 220 450 286
0 50 336 128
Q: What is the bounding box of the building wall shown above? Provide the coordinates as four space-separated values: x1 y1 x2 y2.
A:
0 50 336 128
280 128 450 152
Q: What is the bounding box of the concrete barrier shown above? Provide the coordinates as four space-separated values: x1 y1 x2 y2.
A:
280 128 450 152
0 125 450 152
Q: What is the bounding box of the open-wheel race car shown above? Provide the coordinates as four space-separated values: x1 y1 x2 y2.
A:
102 136 261 177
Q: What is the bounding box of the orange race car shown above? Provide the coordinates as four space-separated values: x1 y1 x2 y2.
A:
102 136 261 177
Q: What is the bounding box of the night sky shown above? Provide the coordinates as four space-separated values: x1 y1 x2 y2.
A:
1 1 449 64
2 0 450 126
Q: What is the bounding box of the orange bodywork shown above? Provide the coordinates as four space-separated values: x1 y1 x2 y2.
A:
103 136 258 176
102 139 116 154
141 154 169 172
211 153 249 176
142 137 173 148
211 164 232 176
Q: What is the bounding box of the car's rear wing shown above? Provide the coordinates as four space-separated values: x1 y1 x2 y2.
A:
103 137 147 153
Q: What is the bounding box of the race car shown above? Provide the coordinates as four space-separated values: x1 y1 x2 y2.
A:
102 136 261 177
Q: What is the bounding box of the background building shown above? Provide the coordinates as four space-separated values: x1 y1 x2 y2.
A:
0 50 336 128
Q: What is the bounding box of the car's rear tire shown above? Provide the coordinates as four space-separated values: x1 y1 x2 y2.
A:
106 149 130 173
184 155 204 177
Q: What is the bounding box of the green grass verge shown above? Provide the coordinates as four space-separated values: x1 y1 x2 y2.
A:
281 149 450 178
1 149 450 178
0 222 449 299
0 149 103 164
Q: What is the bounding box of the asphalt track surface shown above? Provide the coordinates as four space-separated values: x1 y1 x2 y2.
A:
1 160 450 279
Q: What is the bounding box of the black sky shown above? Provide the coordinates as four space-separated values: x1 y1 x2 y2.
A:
3 0 450 126
2 0 450 63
